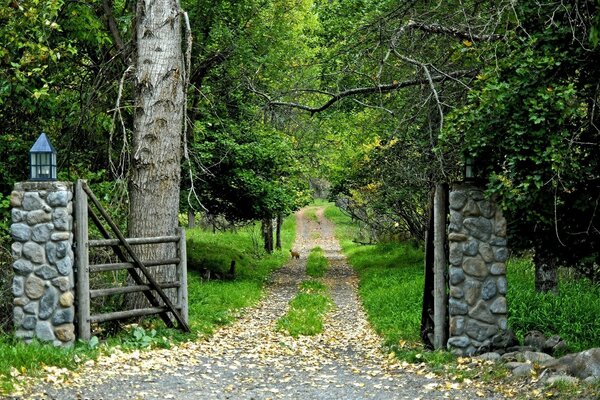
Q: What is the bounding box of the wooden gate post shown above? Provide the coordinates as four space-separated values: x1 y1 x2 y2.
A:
177 227 189 324
75 180 91 341
433 183 448 349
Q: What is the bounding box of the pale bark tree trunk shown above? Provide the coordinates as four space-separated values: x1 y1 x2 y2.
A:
433 183 448 349
127 0 184 308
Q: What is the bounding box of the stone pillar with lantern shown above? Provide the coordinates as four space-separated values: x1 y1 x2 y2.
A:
9 133 76 346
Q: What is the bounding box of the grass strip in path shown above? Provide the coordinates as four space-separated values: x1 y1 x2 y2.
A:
306 247 328 278
276 280 332 337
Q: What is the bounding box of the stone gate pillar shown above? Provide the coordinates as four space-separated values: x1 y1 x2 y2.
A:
447 184 508 356
10 181 75 346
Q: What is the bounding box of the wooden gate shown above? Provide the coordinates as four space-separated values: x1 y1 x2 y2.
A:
74 180 190 340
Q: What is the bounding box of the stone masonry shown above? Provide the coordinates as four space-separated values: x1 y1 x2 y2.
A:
447 184 508 356
10 181 75 346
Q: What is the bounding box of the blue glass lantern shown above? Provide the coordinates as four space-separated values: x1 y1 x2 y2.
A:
464 156 475 182
29 133 57 181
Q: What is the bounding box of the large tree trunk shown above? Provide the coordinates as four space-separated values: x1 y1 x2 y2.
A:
262 217 274 254
275 213 282 250
534 245 559 294
127 0 184 308
420 190 435 349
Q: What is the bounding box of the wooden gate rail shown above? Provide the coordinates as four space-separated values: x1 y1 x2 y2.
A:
75 180 190 340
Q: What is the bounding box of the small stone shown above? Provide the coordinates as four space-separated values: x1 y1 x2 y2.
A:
13 297 29 307
448 232 468 242
464 279 482 305
11 242 23 259
498 317 508 330
35 321 56 342
519 350 555 364
23 301 38 314
495 213 507 236
13 259 34 275
463 239 479 257
464 217 493 241
22 316 37 330
469 300 497 324
52 277 72 291
450 317 465 336
46 241 69 264
482 279 498 300
490 263 506 275
50 232 71 241
478 200 495 218
47 191 69 207
546 375 579 385
448 336 470 348
450 286 464 299
449 267 465 285
23 192 45 211
52 208 71 231
463 257 488 278
10 223 31 242
56 257 73 275
12 209 25 223
477 352 501 362
512 364 534 377
463 199 480 217
54 324 75 342
449 298 468 315
25 275 46 299
52 307 74 325
26 209 52 225
59 291 74 307
479 243 494 262
10 191 23 207
490 297 507 314
12 276 25 297
13 307 24 327
470 190 485 201
449 242 463 266
449 191 468 210
449 210 464 232
466 319 498 342
497 277 507 294
35 264 59 280
39 286 59 320
493 247 509 262
23 241 45 263
15 329 34 340
490 237 507 246
31 223 53 243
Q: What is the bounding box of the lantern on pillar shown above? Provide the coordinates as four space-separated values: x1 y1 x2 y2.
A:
464 156 476 182
29 133 57 181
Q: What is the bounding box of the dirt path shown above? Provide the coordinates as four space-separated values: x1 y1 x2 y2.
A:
16 206 505 399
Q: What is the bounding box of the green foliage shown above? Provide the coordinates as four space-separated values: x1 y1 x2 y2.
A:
306 247 328 278
507 258 600 352
121 326 171 350
277 279 332 337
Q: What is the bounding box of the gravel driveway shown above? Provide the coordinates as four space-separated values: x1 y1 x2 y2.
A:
14 207 505 400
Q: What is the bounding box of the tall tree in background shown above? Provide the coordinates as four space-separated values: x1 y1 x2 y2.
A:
128 0 185 306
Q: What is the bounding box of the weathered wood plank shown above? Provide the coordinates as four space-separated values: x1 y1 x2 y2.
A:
75 180 91 341
89 258 180 273
88 235 179 247
90 306 169 323
82 182 191 332
433 183 448 350
90 282 181 298
177 227 189 324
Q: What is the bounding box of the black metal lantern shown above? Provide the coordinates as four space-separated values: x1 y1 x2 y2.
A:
464 156 476 182
29 133 57 181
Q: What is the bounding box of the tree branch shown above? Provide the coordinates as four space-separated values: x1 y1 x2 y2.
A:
264 70 475 114
400 20 502 42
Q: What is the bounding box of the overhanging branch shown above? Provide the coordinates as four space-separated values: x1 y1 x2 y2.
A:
264 70 475 114
400 21 502 42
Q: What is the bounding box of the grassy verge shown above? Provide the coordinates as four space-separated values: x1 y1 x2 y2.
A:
0 215 297 395
507 257 600 353
277 280 332 337
306 247 328 278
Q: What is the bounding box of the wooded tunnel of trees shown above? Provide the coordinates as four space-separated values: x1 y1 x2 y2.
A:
0 0 599 330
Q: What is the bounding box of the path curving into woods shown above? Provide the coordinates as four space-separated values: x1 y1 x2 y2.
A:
16 206 504 400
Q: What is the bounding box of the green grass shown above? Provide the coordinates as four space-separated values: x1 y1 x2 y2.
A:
0 215 297 395
507 257 600 353
277 279 332 337
303 207 319 222
306 247 328 278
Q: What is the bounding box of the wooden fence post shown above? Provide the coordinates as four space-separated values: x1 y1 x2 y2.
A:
75 180 91 341
177 227 189 324
433 183 448 349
